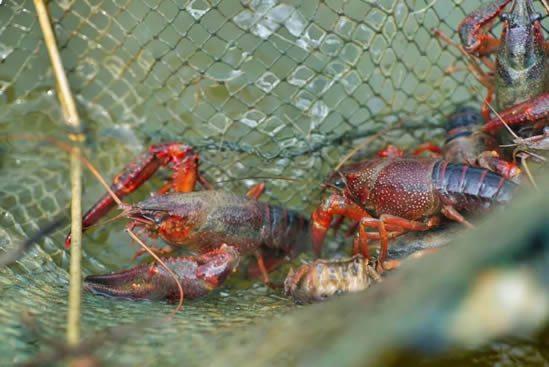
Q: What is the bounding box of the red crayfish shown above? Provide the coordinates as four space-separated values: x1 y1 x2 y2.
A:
66 142 310 300
442 0 549 145
310 107 519 273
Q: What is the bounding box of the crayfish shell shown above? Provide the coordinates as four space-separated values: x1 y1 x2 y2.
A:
284 255 381 304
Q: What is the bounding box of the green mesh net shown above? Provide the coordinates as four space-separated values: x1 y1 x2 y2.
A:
1 0 548 365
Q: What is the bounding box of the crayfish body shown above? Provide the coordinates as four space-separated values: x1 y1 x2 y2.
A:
125 190 310 259
311 157 517 272
85 190 310 300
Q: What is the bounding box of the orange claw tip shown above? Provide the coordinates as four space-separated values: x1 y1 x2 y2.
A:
64 233 72 247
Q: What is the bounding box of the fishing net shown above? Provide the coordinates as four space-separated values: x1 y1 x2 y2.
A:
1 0 548 365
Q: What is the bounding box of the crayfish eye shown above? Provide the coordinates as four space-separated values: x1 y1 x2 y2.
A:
532 13 542 24
333 178 346 189
500 12 509 22
154 215 163 225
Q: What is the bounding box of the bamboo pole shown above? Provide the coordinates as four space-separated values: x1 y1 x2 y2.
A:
32 0 85 345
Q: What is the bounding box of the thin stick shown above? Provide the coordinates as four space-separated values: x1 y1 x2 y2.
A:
33 0 81 130
521 155 539 191
66 148 82 345
541 0 549 15
32 0 85 346
334 120 403 172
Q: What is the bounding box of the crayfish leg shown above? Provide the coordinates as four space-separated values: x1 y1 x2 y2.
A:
283 265 310 298
377 144 404 158
247 252 288 280
411 142 442 157
131 244 175 261
441 205 474 229
356 214 439 273
246 182 266 199
254 250 280 289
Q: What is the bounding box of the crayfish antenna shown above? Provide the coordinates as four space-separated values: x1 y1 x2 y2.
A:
485 102 540 190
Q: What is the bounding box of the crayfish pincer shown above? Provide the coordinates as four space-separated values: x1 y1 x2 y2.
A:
311 157 517 273
84 244 240 301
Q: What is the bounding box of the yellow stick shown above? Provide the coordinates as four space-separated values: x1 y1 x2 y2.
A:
32 0 81 131
32 0 85 345
67 147 83 344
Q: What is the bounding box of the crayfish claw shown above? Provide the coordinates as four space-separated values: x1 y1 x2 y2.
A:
84 245 240 301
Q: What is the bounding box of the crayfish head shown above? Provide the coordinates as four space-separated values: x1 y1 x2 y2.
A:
127 193 201 245
124 205 168 237
500 0 544 69
325 161 372 204
126 208 193 245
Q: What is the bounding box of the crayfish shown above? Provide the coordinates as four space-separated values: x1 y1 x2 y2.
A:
66 142 310 300
310 153 517 273
441 0 549 149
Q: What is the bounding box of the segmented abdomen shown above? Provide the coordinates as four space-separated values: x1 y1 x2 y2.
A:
261 203 309 254
431 161 516 211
